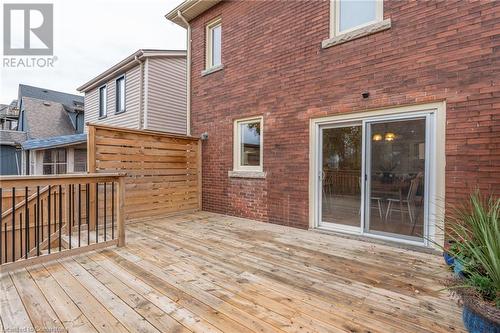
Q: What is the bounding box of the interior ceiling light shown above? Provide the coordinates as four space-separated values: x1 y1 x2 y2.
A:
372 133 383 141
385 132 396 141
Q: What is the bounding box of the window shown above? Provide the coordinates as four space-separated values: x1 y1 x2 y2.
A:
234 117 263 172
115 76 125 113
74 149 87 173
42 148 67 175
206 18 222 69
99 85 107 118
334 0 383 35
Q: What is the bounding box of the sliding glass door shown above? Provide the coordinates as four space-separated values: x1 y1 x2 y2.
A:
318 113 432 244
319 124 362 231
365 118 427 241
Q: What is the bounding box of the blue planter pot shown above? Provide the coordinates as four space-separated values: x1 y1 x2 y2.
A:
463 305 500 333
443 252 455 266
454 260 465 278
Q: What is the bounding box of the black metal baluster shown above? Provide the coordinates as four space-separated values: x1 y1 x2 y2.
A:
69 185 72 249
78 184 81 247
86 183 90 246
58 185 62 252
25 187 28 259
47 185 51 254
12 187 15 262
41 199 44 241
36 186 40 256
34 203 37 255
0 188 3 264
104 182 107 242
3 225 6 264
19 213 22 259
111 182 115 240
95 183 99 244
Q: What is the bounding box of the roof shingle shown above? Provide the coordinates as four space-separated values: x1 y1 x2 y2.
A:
22 97 78 139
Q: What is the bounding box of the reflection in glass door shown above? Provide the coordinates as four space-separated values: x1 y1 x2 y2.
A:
365 118 427 240
320 124 362 229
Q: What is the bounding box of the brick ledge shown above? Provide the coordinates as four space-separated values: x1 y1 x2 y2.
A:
201 64 224 77
228 170 267 179
322 19 392 49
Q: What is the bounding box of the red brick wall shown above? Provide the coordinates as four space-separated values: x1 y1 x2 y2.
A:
226 177 268 221
190 0 500 229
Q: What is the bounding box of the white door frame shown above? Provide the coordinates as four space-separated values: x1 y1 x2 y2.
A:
317 121 363 234
309 102 446 248
363 113 432 246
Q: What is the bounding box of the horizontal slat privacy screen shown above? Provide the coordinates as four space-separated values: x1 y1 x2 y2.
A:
87 124 201 220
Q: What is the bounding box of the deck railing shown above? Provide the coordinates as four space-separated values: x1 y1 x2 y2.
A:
323 169 361 195
0 173 125 271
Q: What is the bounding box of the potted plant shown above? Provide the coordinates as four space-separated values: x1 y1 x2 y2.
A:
443 192 499 332
443 240 457 266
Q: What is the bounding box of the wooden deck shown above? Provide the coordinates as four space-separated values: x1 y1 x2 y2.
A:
0 211 465 333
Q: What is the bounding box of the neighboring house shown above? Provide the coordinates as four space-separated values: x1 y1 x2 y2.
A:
0 101 25 175
0 100 19 130
78 49 187 134
15 85 87 175
166 1 499 248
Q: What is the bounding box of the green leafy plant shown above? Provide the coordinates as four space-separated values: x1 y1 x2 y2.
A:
445 191 500 308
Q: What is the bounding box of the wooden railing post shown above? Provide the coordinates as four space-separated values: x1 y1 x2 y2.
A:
116 176 125 247
64 184 71 236
87 125 97 232
197 139 202 211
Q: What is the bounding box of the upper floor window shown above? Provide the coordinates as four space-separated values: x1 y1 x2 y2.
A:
99 85 107 118
334 0 383 35
234 117 263 172
116 76 125 114
206 18 222 69
1 119 17 130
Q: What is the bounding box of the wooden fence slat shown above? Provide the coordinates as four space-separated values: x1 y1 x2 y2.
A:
88 124 201 220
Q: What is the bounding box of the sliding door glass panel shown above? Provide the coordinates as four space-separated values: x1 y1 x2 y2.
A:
367 118 426 239
321 125 362 227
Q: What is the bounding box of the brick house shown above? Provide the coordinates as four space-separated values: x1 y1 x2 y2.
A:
166 0 499 248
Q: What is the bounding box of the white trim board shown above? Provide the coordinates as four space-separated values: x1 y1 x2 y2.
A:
233 116 264 173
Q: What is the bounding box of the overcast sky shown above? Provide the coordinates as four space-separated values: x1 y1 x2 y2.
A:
0 0 186 104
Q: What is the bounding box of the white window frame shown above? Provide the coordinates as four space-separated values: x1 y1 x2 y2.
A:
115 75 126 114
205 17 222 70
233 116 263 172
98 85 107 118
331 0 384 37
42 148 68 175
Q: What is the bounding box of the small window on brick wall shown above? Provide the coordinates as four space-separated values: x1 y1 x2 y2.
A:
234 117 263 172
206 18 222 70
333 0 383 35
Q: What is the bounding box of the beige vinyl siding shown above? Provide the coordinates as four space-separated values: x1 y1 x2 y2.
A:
83 90 98 132
84 55 186 134
126 65 141 123
145 57 187 134
84 66 141 131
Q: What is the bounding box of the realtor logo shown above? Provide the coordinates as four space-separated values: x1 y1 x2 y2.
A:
3 4 53 56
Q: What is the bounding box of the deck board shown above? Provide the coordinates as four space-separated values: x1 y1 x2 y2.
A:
0 211 465 333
